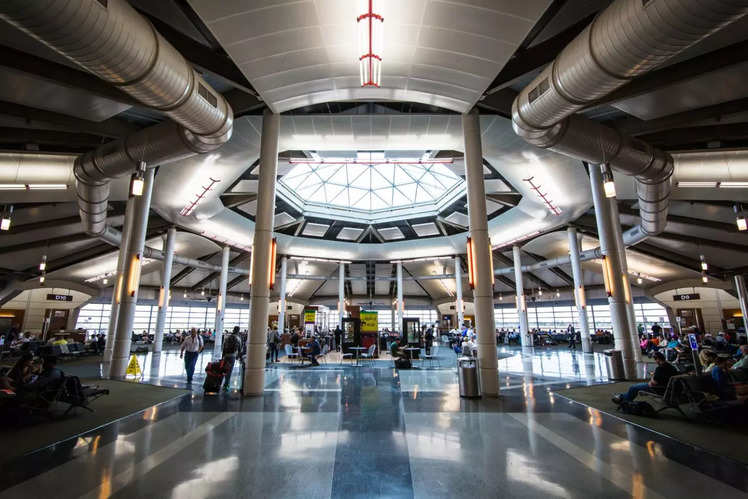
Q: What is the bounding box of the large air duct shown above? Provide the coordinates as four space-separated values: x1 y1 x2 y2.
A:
512 0 748 241
0 0 234 236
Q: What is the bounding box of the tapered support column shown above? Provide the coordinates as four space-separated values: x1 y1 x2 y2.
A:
455 255 464 328
212 246 230 360
512 245 530 348
567 227 592 353
396 261 404 333
338 261 345 327
153 226 176 353
734 275 748 330
590 165 637 379
111 167 155 378
103 196 134 371
463 108 498 396
243 110 279 396
277 256 288 333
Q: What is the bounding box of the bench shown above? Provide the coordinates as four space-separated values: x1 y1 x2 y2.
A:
643 373 746 422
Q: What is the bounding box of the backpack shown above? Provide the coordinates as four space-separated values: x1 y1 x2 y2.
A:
223 334 240 355
618 400 657 417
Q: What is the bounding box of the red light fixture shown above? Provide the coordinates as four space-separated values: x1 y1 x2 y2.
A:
357 0 383 87
466 237 475 289
268 238 277 290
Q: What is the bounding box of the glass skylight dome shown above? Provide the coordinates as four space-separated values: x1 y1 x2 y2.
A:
277 152 465 223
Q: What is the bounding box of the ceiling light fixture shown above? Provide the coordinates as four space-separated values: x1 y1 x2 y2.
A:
523 176 562 215
699 254 708 271
357 0 383 87
103 278 108 285
555 289 560 298
719 181 748 188
201 288 205 296
39 274 45 284
675 181 718 188
735 204 747 231
636 273 643 285
130 161 146 197
180 177 220 216
1 205 12 231
601 164 616 198
701 271 709 284
0 184 68 190
39 254 47 271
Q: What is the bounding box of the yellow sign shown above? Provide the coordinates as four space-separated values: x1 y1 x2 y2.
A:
360 310 378 332
126 354 141 377
304 309 316 324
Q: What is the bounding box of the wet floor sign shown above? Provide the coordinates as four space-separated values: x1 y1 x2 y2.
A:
126 354 142 377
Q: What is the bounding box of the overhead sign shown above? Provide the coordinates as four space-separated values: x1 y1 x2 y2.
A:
360 310 378 332
673 293 700 301
47 294 73 302
303 309 316 324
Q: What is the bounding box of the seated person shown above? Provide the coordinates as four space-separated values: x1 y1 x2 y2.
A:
699 350 718 373
22 356 63 393
613 352 678 404
732 345 748 371
0 353 35 391
461 337 476 357
389 339 405 359
305 338 321 366
711 356 736 401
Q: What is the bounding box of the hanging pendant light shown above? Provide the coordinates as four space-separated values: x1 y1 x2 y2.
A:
357 0 383 87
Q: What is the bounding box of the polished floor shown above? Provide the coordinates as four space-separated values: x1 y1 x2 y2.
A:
1 346 746 498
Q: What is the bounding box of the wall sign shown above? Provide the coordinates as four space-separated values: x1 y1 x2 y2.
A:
673 293 700 301
360 310 378 332
46 294 73 302
303 309 316 324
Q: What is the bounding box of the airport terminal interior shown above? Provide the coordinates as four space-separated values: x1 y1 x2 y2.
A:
2 0 748 497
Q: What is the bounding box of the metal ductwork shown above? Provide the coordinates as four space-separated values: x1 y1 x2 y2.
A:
0 0 234 236
512 0 748 241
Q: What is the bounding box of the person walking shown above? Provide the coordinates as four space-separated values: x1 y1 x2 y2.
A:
222 326 242 391
424 325 434 355
567 324 576 351
267 327 280 363
180 328 204 385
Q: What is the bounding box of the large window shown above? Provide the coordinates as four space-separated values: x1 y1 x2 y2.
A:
492 301 667 332
76 303 253 334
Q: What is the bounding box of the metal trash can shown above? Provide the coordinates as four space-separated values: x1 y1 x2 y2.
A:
457 357 481 398
603 349 625 380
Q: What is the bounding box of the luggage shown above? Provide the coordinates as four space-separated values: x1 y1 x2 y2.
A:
202 373 222 393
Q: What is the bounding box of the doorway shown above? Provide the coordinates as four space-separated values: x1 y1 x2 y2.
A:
676 308 703 330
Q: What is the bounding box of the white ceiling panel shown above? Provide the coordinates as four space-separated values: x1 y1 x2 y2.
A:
445 211 468 227
379 227 404 240
189 0 552 112
302 222 330 237
411 222 440 237
337 227 364 240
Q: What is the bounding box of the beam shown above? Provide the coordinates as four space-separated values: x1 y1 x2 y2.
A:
0 44 137 106
5 205 126 236
226 274 246 291
0 127 105 149
594 38 748 108
190 252 250 290
523 250 574 285
639 123 748 149
0 233 94 256
493 250 553 290
0 100 139 139
170 251 221 286
485 11 596 93
616 203 740 234
222 194 258 209
401 265 434 299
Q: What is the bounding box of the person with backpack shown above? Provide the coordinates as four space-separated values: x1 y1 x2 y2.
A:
424 326 434 355
221 326 242 391
267 327 280 363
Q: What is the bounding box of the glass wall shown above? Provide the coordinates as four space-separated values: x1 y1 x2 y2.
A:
493 301 667 331
76 302 251 334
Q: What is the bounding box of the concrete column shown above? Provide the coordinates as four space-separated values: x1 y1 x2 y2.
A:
463 108 498 397
243 109 279 396
277 256 288 334
567 227 592 353
153 226 176 353
212 246 230 360
512 245 530 348
396 261 403 333
589 165 637 379
103 196 134 369
455 255 464 328
734 275 748 330
110 167 155 378
608 191 641 362
338 261 345 327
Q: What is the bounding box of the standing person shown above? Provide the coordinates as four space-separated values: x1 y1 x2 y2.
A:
424 325 434 355
567 324 576 351
180 328 204 384
222 326 242 391
334 325 342 351
267 327 280 363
